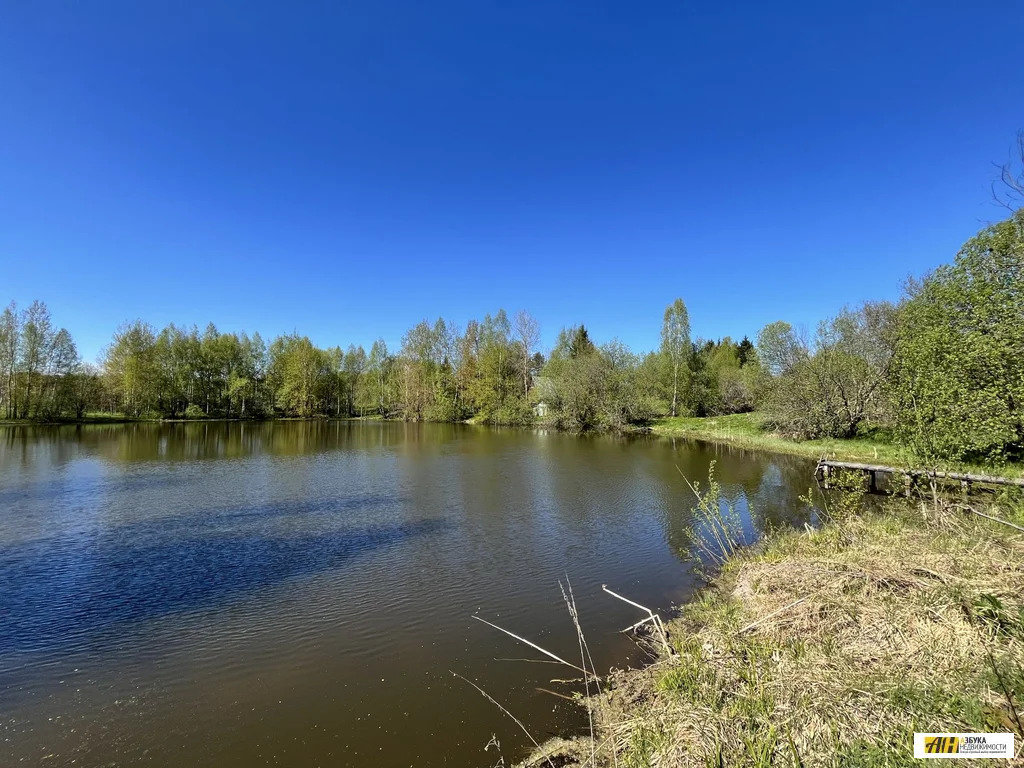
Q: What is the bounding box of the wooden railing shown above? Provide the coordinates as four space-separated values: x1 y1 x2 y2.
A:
815 459 1024 494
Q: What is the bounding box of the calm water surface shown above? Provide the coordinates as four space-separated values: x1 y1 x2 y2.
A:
0 421 814 767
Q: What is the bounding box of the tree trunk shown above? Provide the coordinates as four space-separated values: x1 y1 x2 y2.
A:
671 362 679 418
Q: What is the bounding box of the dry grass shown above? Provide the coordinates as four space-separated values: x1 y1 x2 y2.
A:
526 493 1024 767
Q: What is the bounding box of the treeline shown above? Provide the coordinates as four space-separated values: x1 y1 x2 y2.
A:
89 310 760 429
0 301 97 420
0 297 762 430
3 211 1021 464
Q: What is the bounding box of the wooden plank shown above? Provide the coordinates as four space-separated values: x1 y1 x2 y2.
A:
816 459 1024 488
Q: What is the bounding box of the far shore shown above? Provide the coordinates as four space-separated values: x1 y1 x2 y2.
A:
4 410 1021 482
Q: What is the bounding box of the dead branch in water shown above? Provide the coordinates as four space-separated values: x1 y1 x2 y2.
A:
535 686 578 703
472 615 588 674
450 671 557 768
471 582 625 768
602 584 672 655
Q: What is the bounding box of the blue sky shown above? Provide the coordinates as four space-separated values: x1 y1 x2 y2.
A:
2 1 1022 363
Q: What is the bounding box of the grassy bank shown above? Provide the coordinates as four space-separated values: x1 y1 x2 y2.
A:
527 493 1024 766
652 412 900 463
651 412 1024 480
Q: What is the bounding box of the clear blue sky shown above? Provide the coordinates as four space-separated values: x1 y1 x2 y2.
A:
2 1 1022 363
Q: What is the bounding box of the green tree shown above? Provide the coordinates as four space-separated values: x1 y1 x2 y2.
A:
0 303 20 418
756 321 806 376
343 344 368 416
44 328 80 417
468 310 528 423
707 338 756 415
399 319 440 420
542 328 652 431
68 363 103 418
18 300 56 418
600 340 656 428
268 334 331 417
103 320 158 417
736 336 755 367
891 210 1024 461
362 339 393 417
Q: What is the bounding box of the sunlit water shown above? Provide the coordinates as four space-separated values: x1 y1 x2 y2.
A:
0 421 814 766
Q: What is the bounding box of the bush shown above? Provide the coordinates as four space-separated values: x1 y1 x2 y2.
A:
184 404 205 419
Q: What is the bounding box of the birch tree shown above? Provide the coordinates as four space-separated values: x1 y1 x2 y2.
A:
660 299 691 417
514 310 540 397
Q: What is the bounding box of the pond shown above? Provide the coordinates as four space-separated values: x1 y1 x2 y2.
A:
0 421 815 767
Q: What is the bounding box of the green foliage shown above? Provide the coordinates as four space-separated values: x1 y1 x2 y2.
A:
891 210 1024 462
684 462 747 569
755 321 805 377
542 329 655 431
759 303 897 439
968 593 1024 640
183 403 205 419
103 319 157 418
268 333 333 417
0 300 83 419
464 311 531 424
546 335 607 430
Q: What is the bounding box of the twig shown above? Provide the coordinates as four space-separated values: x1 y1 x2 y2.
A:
535 686 578 703
561 577 596 766
603 585 672 655
622 615 658 634
473 615 588 674
450 671 557 768
954 504 1024 533
484 734 506 768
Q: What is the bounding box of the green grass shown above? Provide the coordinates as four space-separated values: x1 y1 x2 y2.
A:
651 412 900 462
651 412 1024 479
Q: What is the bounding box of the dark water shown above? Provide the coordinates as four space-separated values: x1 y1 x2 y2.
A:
0 421 815 767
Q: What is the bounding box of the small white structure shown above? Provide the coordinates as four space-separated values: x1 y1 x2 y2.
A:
530 376 555 419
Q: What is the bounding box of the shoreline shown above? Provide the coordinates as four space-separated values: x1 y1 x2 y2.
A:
650 412 1024 481
0 415 379 427
522 491 1024 766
